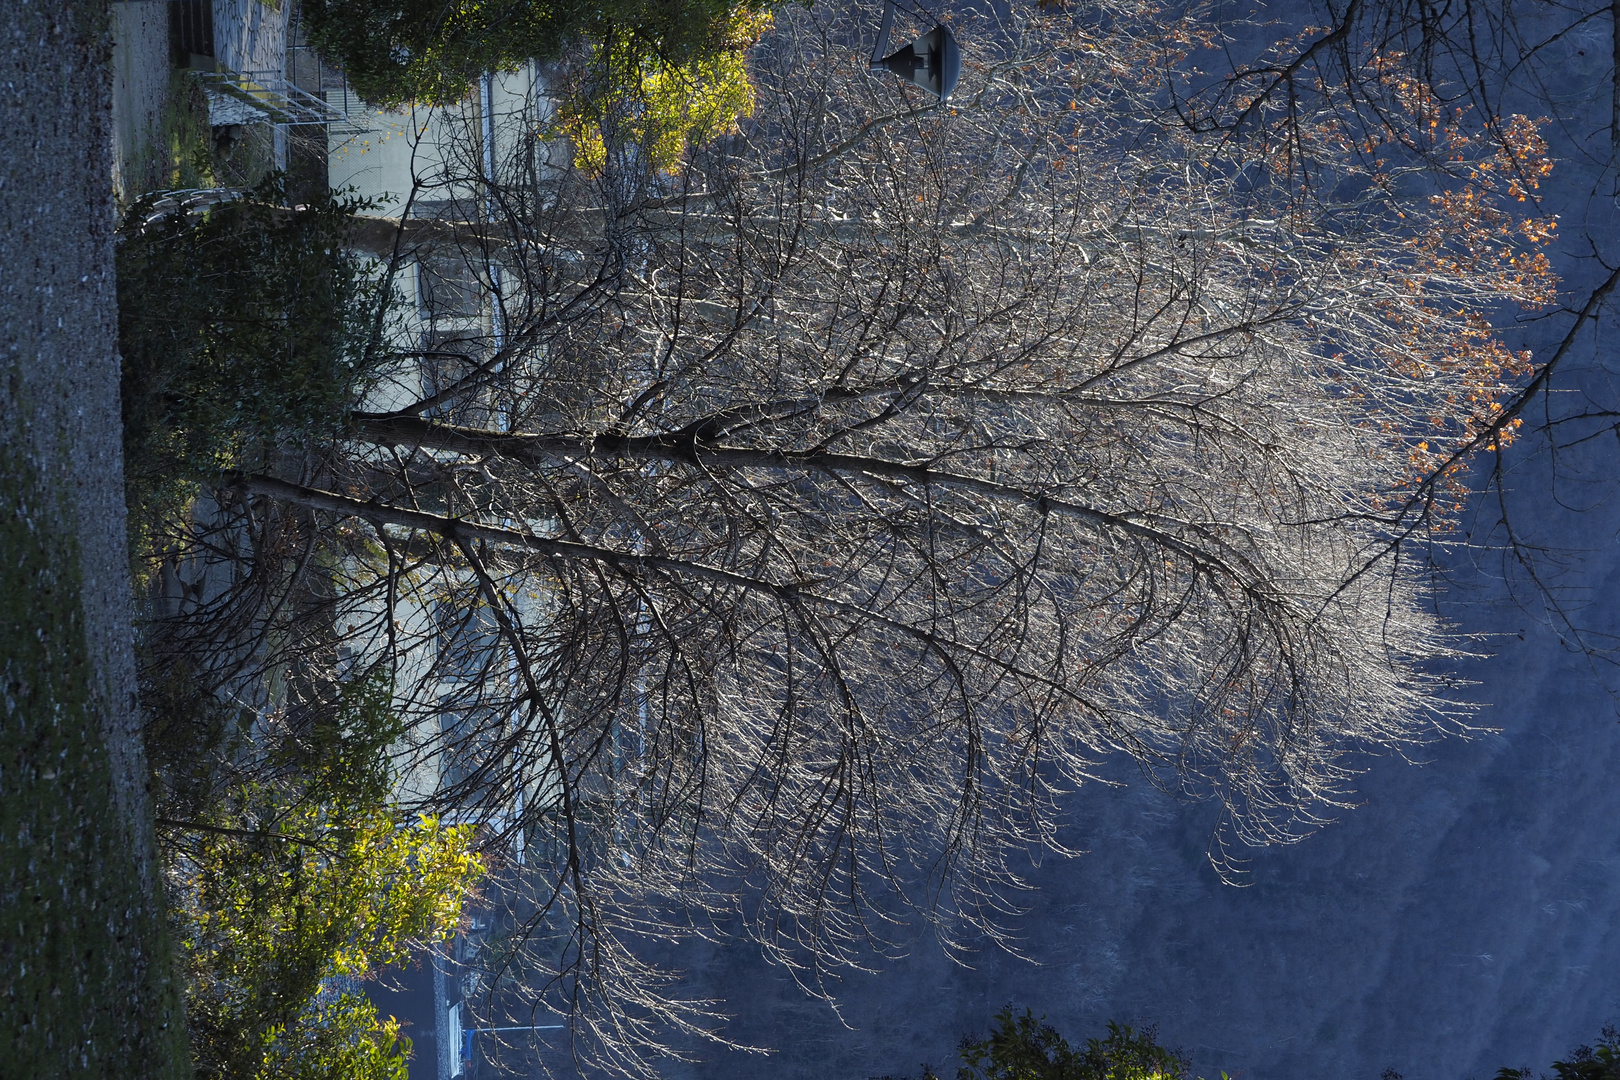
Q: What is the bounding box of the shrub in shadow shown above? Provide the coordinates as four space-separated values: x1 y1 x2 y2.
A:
115 174 391 561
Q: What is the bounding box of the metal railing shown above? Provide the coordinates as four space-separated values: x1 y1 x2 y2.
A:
285 0 372 135
195 68 367 132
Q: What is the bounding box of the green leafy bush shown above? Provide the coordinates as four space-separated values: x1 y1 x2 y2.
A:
159 674 485 1080
257 991 412 1080
948 1009 1191 1080
116 175 389 554
301 0 779 109
1499 1025 1620 1080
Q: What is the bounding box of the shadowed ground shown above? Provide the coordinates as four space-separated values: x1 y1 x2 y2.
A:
0 0 187 1074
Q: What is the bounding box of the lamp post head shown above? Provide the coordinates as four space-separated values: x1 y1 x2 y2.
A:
870 20 962 100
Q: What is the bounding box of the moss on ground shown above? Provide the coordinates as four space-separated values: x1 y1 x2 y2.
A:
153 68 216 191
140 68 280 195
0 439 190 1079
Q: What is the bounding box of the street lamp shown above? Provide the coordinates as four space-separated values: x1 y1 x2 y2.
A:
868 0 962 100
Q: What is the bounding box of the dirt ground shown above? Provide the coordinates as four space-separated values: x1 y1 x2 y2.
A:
1 0 187 1074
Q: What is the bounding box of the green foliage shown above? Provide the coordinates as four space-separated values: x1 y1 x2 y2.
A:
259 992 412 1080
142 651 254 827
954 1009 1191 1080
302 0 778 110
558 6 770 175
1498 1025 1620 1080
116 174 389 555
162 673 485 1080
270 670 411 814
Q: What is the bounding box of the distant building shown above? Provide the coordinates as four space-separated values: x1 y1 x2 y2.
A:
186 5 566 1073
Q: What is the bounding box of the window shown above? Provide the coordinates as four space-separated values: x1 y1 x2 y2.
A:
417 253 482 321
417 329 493 424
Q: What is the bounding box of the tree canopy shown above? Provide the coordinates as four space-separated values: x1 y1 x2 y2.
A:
126 0 1571 1072
1499 1026 1620 1080
301 0 779 111
150 670 485 1080
952 1009 1190 1080
116 177 388 555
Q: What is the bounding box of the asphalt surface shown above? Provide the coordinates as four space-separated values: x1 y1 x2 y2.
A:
1 0 164 995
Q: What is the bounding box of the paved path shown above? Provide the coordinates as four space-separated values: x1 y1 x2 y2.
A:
3 0 150 893
0 0 182 1073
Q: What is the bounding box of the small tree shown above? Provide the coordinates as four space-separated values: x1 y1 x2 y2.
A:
952 1009 1191 1080
158 675 485 1080
116 176 391 557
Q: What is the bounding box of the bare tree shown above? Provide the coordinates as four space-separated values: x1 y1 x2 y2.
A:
140 1 1560 1072
1157 0 1620 680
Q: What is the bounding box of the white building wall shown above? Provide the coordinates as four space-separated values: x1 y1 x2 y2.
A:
328 67 547 210
327 66 563 826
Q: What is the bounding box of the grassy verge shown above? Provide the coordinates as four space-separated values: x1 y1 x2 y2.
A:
150 68 216 191
131 67 280 197
0 438 190 1079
